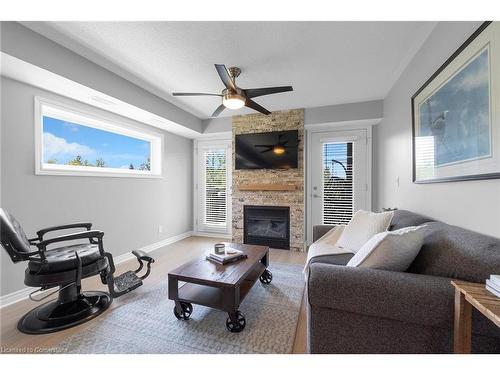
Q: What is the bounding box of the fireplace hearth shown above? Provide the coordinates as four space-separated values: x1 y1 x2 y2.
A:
244 205 290 250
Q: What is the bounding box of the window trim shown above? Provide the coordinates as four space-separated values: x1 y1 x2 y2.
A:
34 97 164 178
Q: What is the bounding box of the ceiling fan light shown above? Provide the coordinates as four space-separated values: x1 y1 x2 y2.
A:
273 145 286 155
223 92 245 109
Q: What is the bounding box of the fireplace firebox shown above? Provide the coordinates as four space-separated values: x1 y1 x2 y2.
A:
243 205 290 250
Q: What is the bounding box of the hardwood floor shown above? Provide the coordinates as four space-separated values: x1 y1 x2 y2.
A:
0 236 308 354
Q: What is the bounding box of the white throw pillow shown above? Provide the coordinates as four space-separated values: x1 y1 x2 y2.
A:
346 225 426 271
336 210 394 252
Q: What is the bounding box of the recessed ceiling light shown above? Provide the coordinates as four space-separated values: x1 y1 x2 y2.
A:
90 96 116 106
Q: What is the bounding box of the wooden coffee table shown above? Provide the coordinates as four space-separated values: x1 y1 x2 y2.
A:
168 243 272 332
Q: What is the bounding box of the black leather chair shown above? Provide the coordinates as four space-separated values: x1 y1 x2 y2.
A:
0 208 154 334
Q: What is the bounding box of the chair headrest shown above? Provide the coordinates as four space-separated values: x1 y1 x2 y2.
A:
0 208 32 261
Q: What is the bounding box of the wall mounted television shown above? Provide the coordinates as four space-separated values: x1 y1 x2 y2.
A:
235 130 299 170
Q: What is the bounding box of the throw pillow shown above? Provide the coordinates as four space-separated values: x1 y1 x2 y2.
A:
336 210 394 252
346 225 426 271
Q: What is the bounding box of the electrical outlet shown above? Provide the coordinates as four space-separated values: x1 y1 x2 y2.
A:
158 225 163 234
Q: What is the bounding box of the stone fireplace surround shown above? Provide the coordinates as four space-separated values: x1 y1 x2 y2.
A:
231 109 305 252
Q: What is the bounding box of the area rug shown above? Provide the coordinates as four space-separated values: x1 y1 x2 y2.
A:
55 263 305 354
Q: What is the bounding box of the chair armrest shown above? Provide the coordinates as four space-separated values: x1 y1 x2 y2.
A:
307 263 454 329
132 250 154 263
36 223 92 240
36 230 104 249
313 225 335 242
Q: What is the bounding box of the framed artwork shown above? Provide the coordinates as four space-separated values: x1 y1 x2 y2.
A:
412 21 500 183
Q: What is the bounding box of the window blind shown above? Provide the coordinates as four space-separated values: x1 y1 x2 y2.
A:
322 142 354 225
204 149 227 227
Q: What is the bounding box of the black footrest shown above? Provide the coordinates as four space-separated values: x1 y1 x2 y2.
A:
114 271 143 293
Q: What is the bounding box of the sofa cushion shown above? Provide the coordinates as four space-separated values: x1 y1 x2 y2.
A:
389 209 436 231
408 222 500 283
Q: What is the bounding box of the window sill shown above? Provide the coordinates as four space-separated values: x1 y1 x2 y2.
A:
36 166 163 179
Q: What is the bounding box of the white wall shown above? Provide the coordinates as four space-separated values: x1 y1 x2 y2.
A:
0 77 194 296
375 21 500 238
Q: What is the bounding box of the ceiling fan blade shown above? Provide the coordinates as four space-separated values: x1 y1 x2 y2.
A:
245 99 271 115
172 92 222 97
254 145 274 148
215 64 236 90
245 86 293 99
211 104 225 118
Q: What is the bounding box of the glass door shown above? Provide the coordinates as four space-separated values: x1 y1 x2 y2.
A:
309 129 369 242
196 140 232 234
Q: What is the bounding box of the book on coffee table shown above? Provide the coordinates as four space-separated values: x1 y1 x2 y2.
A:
206 248 247 265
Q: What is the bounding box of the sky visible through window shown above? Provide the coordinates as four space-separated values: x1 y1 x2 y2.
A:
42 116 151 170
323 143 349 179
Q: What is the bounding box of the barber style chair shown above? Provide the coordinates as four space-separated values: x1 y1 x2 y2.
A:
0 208 154 334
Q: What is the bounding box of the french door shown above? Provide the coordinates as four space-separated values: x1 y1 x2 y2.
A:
195 139 232 234
309 129 370 242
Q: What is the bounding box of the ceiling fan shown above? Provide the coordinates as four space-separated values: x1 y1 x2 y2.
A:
172 64 293 117
255 134 292 155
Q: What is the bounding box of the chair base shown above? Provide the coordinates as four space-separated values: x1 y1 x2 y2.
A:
17 291 112 334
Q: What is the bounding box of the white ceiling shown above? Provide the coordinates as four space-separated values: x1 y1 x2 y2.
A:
22 21 436 119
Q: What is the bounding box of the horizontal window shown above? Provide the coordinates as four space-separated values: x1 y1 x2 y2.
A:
35 97 163 178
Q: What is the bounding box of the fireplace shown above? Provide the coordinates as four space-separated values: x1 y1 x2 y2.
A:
244 205 290 250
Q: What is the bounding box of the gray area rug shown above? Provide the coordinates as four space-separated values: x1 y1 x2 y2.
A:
55 263 305 354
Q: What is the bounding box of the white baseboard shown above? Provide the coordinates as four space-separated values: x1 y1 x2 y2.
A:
0 287 36 310
191 231 232 239
0 230 193 309
112 230 193 264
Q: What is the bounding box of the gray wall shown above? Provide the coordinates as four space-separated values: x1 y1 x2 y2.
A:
375 21 500 238
304 100 382 125
202 100 383 133
1 77 194 296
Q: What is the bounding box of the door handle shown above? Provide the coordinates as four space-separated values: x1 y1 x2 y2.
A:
313 194 321 198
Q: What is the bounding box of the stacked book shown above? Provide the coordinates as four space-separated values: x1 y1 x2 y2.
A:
206 248 247 265
486 275 500 298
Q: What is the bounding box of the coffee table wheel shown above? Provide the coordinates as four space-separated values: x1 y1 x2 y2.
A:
173 302 193 320
259 269 273 285
226 311 246 333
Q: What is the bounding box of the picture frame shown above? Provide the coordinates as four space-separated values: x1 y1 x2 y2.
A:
411 21 500 183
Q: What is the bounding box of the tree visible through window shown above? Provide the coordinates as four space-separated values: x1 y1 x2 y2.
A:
43 116 152 171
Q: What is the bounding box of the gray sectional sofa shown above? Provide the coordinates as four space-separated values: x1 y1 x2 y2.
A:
307 210 500 353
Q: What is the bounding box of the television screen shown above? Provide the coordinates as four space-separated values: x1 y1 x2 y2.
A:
235 130 299 170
